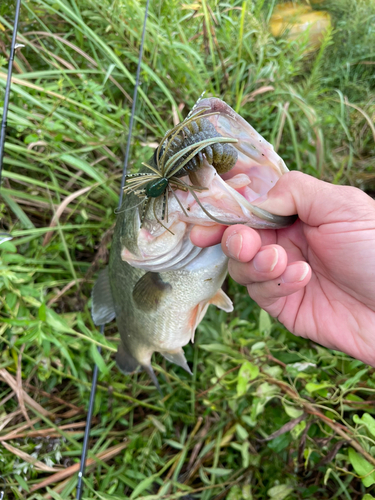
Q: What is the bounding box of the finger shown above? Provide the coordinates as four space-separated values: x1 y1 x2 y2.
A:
221 225 262 262
246 261 311 312
228 244 288 286
190 224 226 247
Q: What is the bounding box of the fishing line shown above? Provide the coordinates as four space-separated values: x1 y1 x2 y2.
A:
114 197 146 215
0 0 22 187
118 0 151 208
76 1 150 498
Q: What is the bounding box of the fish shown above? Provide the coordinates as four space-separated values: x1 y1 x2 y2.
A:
91 97 297 388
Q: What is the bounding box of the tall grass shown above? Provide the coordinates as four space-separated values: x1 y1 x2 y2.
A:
0 0 375 498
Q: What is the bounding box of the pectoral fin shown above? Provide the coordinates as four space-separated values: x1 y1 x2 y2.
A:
132 272 172 311
190 289 233 343
161 348 193 375
91 267 116 326
209 289 233 312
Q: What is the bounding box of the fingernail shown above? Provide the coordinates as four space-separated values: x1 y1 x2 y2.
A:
282 262 309 283
253 247 278 272
226 233 243 259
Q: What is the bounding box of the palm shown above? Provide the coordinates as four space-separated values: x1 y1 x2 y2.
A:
265 218 375 362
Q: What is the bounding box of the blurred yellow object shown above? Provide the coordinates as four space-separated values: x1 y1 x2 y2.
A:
269 3 332 49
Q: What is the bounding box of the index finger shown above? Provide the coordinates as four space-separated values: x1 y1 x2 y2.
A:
221 225 262 262
190 224 226 247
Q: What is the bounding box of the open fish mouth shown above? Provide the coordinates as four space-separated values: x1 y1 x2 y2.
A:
186 97 296 228
121 97 297 268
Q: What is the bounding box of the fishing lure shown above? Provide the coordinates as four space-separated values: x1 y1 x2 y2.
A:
122 107 238 228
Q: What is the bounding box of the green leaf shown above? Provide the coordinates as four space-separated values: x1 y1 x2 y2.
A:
251 341 266 352
291 420 306 440
305 382 333 393
256 382 278 398
204 467 233 477
14 474 30 493
348 448 375 487
340 368 368 390
5 292 17 310
259 308 272 335
147 415 166 433
24 133 39 144
1 253 26 264
268 484 293 500
236 423 249 441
90 343 109 375
283 403 304 419
39 302 47 321
2 193 35 229
130 473 158 498
241 441 251 468
59 154 117 201
268 434 291 453
45 488 65 500
45 308 75 333
0 241 17 253
353 413 375 437
200 343 241 357
227 485 243 500
237 361 259 396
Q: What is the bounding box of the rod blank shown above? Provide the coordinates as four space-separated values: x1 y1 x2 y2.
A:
76 0 150 496
75 325 104 500
0 0 22 186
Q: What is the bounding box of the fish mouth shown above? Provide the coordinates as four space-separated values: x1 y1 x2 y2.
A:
196 97 289 177
121 98 297 269
175 97 297 230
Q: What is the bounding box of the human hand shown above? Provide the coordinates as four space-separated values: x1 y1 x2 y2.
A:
191 171 375 366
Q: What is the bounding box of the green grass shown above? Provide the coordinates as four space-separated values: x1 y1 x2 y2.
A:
1 0 375 498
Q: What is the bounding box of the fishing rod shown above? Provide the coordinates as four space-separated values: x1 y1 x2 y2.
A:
76 0 150 497
0 0 22 187
0 6 21 500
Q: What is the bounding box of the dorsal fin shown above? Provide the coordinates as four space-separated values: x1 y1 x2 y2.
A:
91 267 116 326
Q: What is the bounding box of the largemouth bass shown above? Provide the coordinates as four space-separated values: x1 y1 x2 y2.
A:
92 98 297 387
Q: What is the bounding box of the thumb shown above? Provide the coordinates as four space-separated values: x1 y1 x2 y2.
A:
253 171 373 226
